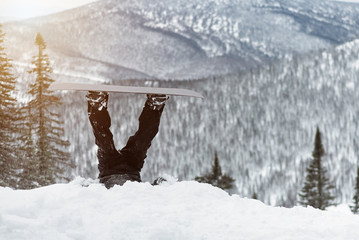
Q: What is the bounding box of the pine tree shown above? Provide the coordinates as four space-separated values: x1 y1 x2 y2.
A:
195 151 235 191
27 33 73 186
350 167 359 214
0 24 19 187
298 127 335 210
16 104 38 189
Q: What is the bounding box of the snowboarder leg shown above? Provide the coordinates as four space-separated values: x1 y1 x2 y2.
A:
86 91 168 188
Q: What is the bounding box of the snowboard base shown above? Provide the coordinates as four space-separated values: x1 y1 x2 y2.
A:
49 82 204 98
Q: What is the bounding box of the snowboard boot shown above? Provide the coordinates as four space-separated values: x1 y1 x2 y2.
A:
86 91 109 113
146 94 169 111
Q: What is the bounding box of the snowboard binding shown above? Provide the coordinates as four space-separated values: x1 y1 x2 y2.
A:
86 91 109 112
146 94 169 111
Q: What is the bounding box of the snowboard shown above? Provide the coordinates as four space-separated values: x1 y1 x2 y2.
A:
49 82 204 98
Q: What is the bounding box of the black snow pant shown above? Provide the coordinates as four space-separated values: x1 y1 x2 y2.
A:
88 99 164 188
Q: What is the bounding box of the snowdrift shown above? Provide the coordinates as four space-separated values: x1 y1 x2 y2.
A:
0 177 358 240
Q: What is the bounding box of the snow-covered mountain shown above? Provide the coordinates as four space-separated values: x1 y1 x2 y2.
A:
57 38 359 206
0 17 19 23
2 0 359 206
3 0 359 79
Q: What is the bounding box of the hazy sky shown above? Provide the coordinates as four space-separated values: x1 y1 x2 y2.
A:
336 0 359 2
0 0 98 19
0 0 359 20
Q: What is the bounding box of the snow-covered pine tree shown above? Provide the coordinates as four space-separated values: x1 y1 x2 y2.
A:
350 167 359 214
195 151 235 191
27 33 73 186
16 103 38 189
0 24 19 187
298 127 335 210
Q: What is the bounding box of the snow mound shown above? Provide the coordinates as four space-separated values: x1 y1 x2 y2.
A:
0 177 358 240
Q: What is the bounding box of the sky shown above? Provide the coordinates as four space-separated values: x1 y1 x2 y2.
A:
0 0 98 19
336 0 359 2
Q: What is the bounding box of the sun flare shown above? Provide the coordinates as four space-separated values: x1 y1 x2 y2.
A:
0 0 97 19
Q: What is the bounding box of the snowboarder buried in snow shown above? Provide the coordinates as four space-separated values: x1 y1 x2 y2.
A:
86 91 168 188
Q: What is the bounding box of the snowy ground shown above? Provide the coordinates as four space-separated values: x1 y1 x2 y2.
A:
0 177 358 240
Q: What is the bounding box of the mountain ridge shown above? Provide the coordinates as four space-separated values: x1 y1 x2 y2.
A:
3 0 359 80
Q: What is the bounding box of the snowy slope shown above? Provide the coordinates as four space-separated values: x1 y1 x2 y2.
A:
3 0 359 79
0 179 358 240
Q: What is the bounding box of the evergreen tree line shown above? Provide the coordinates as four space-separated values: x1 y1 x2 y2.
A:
2 25 359 213
195 127 359 214
0 25 73 189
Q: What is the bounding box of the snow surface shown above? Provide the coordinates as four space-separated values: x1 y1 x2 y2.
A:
1 177 358 240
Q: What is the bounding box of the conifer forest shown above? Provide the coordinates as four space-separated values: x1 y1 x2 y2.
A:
1 0 359 210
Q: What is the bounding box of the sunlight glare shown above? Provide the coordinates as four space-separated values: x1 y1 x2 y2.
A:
0 0 97 19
